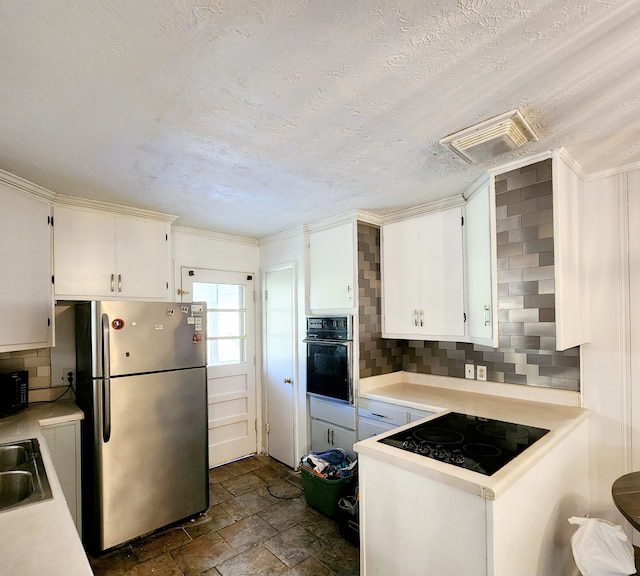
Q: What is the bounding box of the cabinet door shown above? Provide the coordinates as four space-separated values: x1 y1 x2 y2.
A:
0 181 52 350
330 426 357 459
310 419 334 454
115 217 169 299
418 207 466 339
309 222 356 311
465 176 498 346
310 419 356 459
41 421 81 534
53 206 116 298
553 150 586 350
381 217 422 336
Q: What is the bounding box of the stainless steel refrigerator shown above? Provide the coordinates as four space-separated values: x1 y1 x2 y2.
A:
74 301 208 553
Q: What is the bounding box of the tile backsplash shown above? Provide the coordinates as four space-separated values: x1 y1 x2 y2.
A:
0 348 64 402
358 159 580 392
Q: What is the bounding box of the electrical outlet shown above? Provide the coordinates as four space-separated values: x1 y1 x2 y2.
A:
62 368 74 386
477 365 487 381
465 364 475 379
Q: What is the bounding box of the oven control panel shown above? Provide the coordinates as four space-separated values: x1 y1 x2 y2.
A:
306 316 352 341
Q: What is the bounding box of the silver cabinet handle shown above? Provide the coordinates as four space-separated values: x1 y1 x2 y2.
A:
331 430 335 445
347 285 353 301
414 309 419 326
327 428 330 443
283 378 292 384
110 274 115 292
484 305 491 326
371 412 389 419
117 274 122 292
420 309 424 327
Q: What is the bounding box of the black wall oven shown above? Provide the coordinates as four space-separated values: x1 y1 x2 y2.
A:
304 316 353 404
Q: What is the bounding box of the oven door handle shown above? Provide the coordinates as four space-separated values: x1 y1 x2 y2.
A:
303 339 351 346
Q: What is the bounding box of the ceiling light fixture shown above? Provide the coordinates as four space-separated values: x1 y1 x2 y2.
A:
439 109 538 163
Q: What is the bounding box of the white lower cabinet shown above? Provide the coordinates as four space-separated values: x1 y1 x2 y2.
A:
309 396 356 459
310 419 357 460
41 420 82 535
357 397 436 440
358 418 589 576
357 417 396 440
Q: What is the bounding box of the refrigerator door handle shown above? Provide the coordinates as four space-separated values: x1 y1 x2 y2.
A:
103 378 111 443
102 313 112 443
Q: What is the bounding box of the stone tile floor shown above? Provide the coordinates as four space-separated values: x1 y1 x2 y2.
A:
88 454 359 575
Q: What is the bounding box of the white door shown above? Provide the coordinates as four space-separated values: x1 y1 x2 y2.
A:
264 267 296 468
181 268 257 467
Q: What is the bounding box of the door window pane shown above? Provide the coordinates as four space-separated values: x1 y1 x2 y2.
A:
207 311 245 338
193 282 247 367
206 339 246 365
194 283 244 310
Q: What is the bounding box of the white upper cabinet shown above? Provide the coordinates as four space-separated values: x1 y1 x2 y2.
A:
308 221 356 311
552 148 587 350
0 173 54 352
382 205 466 340
465 174 498 347
53 202 172 301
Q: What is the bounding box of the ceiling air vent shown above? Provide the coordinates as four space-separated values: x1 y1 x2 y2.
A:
439 109 538 163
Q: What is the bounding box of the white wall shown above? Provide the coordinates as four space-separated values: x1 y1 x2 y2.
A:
581 171 636 538
172 226 259 289
259 227 309 464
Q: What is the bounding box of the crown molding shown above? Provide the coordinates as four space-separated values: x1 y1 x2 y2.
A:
586 159 640 181
306 209 382 232
0 169 56 203
381 195 465 225
462 172 491 201
259 225 307 245
54 193 177 222
173 225 259 246
553 147 589 181
488 150 553 177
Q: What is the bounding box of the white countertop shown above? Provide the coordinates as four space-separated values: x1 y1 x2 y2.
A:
0 401 93 576
354 372 588 500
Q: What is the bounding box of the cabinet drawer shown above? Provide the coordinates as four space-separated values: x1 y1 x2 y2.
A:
309 396 355 430
358 417 397 441
358 398 406 426
407 408 437 423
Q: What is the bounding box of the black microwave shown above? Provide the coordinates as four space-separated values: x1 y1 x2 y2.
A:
0 370 29 417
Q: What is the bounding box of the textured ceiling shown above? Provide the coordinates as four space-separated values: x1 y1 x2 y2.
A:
1 1 639 238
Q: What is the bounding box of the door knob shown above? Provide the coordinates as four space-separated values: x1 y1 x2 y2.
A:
283 378 292 384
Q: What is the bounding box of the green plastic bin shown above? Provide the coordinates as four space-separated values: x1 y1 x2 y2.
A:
300 465 356 517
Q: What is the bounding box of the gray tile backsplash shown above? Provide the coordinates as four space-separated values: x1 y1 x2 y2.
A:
357 159 580 392
358 222 403 377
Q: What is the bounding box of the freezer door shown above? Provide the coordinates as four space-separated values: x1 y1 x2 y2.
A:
96 367 208 551
91 301 206 376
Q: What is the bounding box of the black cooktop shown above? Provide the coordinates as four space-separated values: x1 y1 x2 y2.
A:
377 411 549 476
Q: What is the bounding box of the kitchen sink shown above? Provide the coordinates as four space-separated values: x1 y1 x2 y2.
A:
0 444 27 471
0 471 35 507
0 439 52 512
